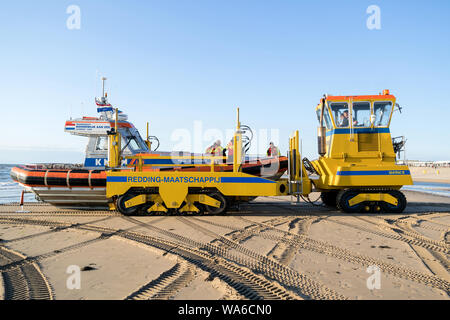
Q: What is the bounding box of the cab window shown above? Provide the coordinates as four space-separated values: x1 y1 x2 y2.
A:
316 106 332 129
352 102 371 127
373 101 392 127
330 102 349 128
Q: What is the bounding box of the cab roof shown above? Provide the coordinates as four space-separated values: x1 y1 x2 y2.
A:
324 90 395 102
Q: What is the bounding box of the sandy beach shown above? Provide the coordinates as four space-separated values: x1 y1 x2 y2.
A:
410 167 450 183
0 190 448 300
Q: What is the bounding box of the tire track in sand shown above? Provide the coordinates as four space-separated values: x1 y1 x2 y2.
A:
0 246 53 300
174 216 346 300
126 260 195 300
229 216 450 294
1 216 300 300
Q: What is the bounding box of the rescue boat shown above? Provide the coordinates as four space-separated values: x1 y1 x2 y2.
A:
10 79 287 207
10 158 287 207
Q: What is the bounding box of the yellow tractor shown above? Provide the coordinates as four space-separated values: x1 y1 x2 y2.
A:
311 89 412 213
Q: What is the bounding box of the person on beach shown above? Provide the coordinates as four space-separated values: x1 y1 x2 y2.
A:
225 139 234 161
205 140 224 162
267 142 280 157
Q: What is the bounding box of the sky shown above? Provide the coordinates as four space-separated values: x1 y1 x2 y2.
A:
0 0 449 164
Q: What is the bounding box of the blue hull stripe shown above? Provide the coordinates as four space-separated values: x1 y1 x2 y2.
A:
326 128 390 136
337 170 410 176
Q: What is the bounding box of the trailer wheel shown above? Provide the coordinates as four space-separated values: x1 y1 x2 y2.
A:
337 189 364 213
204 192 227 215
380 190 407 213
320 191 338 207
117 193 141 216
140 202 155 215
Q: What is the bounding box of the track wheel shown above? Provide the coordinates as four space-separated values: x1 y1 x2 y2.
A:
140 202 155 216
117 193 141 216
337 189 364 213
320 191 339 207
380 190 407 213
204 192 227 215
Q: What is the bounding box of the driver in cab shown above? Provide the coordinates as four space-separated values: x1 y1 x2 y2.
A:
339 110 357 127
339 110 349 127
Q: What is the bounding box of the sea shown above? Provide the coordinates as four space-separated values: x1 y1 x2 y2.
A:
0 164 37 204
0 164 449 204
402 181 450 198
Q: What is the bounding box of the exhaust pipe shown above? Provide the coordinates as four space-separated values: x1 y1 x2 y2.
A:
318 126 326 156
318 98 326 156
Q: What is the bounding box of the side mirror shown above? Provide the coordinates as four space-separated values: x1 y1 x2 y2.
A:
395 103 402 113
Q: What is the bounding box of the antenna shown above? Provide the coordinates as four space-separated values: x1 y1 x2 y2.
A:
101 77 107 97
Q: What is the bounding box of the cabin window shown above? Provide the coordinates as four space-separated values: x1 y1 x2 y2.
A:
127 137 141 152
121 136 141 153
95 136 108 151
373 101 392 127
330 102 349 128
316 106 332 129
352 102 371 127
119 127 148 152
134 131 149 151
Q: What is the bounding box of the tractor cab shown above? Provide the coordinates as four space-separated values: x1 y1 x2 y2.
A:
315 89 397 159
311 90 413 213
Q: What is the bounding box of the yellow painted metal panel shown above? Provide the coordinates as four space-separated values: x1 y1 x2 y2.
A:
159 183 188 208
124 194 146 208
348 193 398 206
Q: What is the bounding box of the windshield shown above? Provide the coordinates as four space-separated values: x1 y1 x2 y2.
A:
352 102 371 127
119 127 149 153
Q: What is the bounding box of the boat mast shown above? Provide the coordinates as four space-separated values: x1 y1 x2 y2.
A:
101 76 107 98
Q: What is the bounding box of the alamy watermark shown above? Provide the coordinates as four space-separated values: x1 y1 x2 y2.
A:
366 265 381 290
66 5 81 30
366 5 381 30
167 121 282 177
66 265 81 290
170 121 279 155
